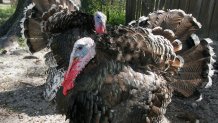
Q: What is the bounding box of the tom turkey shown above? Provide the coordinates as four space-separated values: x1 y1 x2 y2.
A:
21 1 216 122
21 0 107 101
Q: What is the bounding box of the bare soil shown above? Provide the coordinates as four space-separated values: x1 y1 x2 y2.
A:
0 47 217 123
0 48 68 123
166 73 218 123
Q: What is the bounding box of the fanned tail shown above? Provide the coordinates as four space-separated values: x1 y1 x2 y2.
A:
20 0 80 53
130 9 201 44
167 36 216 97
32 0 80 12
20 3 48 53
148 9 201 41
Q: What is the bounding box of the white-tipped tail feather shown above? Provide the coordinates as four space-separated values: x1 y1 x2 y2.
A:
203 38 216 88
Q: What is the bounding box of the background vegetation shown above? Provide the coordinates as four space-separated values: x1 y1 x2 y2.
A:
0 0 126 26
0 4 16 26
81 0 126 25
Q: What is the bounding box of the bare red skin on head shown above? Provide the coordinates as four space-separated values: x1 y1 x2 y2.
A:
62 59 80 96
95 23 105 34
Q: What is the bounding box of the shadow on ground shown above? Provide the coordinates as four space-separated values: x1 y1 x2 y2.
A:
0 84 58 117
166 72 218 123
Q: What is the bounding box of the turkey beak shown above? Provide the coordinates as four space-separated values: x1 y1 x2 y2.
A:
101 21 106 29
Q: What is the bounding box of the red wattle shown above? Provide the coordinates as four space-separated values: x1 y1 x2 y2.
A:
62 59 80 96
96 25 105 34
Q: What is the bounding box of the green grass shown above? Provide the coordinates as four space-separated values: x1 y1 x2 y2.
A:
0 4 16 26
18 37 26 47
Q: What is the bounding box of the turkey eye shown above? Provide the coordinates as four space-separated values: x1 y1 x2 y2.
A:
97 16 100 19
77 46 83 50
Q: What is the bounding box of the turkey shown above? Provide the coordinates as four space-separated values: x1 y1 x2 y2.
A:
21 0 107 101
21 3 216 122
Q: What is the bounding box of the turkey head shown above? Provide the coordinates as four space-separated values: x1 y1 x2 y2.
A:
94 11 107 34
62 37 96 95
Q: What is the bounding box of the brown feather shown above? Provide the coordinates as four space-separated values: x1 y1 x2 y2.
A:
134 9 201 43
96 26 177 70
24 19 42 37
166 38 215 97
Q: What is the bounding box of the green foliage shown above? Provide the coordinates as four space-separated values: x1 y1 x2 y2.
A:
81 0 102 14
18 37 26 47
106 7 125 25
0 48 4 52
81 0 126 25
0 4 16 26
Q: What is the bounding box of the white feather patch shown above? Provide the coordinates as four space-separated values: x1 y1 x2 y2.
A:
191 34 200 45
44 67 65 101
169 9 186 16
203 38 216 89
192 16 202 29
138 16 148 23
128 20 137 26
205 77 212 88
196 94 203 102
69 0 81 10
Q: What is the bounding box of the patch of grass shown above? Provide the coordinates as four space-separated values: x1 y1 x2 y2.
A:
18 37 26 47
0 48 4 52
0 4 16 26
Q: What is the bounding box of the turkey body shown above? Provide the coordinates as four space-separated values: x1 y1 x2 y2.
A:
56 54 172 123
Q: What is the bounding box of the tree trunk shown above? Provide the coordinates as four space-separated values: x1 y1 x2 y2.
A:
0 0 31 50
0 0 3 3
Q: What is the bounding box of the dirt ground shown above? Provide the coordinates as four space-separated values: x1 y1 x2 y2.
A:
166 74 218 123
0 48 68 123
0 47 217 123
